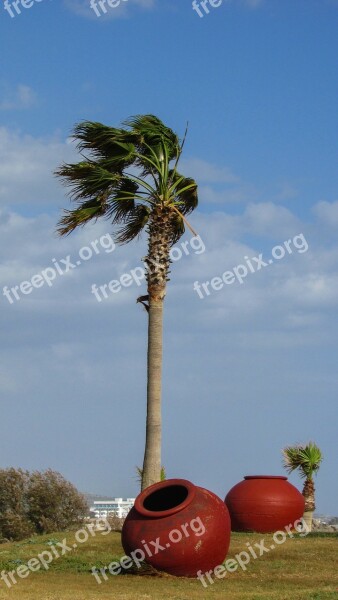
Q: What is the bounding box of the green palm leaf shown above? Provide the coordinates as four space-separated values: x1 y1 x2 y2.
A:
56 197 107 235
282 442 323 480
169 170 198 215
115 204 151 244
73 121 137 163
123 115 180 162
55 161 121 202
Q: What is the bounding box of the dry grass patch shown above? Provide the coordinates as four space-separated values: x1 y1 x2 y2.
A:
0 530 336 599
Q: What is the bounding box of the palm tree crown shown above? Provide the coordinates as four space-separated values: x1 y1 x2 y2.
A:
282 442 323 480
55 114 197 250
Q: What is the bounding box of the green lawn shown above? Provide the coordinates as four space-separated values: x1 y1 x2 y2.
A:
0 529 337 599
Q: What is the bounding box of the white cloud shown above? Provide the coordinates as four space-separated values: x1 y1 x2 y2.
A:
63 0 156 19
238 0 264 7
0 84 38 111
279 273 338 309
198 184 258 205
180 158 239 184
180 158 255 207
313 200 338 226
0 128 76 208
63 0 262 20
182 160 300 208
242 201 301 238
272 182 299 201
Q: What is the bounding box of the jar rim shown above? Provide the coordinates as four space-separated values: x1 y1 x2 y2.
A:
244 475 287 480
134 478 196 518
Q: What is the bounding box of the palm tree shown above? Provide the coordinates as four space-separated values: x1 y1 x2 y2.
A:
282 442 323 531
55 115 198 491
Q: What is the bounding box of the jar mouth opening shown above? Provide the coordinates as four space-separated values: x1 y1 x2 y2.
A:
135 479 196 517
244 475 287 480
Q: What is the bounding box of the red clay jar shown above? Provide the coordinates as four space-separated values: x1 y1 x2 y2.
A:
225 475 305 533
122 478 231 577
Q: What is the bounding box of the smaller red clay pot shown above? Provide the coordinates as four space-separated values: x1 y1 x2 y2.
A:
225 475 305 533
122 478 231 577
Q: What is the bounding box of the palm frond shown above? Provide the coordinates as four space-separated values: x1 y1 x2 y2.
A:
103 179 139 224
56 197 106 236
282 445 303 474
282 442 323 480
115 204 150 244
55 161 121 202
72 121 137 163
169 170 198 215
297 443 323 478
123 114 180 162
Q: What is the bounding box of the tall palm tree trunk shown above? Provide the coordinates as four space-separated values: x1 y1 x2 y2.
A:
141 206 172 491
141 297 164 491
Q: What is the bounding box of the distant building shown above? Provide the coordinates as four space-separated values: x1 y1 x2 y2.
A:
90 498 135 519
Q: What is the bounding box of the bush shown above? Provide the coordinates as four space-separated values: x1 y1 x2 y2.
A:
0 468 87 541
0 510 35 541
27 469 87 534
106 514 125 532
0 468 33 541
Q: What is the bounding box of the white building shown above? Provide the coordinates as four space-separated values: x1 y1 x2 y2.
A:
90 498 135 519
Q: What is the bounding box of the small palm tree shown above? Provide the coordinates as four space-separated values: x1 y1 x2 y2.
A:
282 442 323 531
136 465 166 488
55 115 198 491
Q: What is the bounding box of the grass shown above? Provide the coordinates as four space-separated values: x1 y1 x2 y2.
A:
0 528 337 599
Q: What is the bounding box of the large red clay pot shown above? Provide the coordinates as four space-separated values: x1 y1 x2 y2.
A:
225 475 305 533
122 478 231 577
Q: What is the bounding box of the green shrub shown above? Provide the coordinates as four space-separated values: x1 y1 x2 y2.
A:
0 468 87 541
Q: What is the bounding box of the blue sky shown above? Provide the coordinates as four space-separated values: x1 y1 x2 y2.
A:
0 0 337 515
